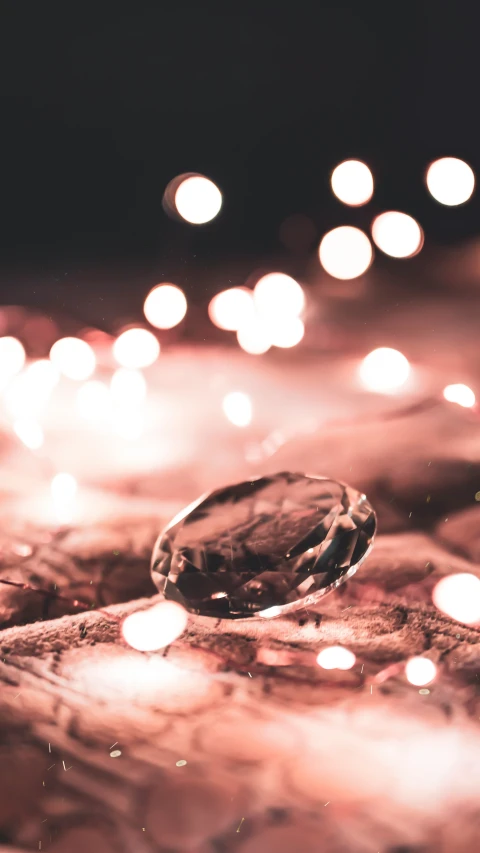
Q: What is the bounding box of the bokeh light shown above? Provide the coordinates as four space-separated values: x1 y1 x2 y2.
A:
208 287 255 331
267 316 305 348
426 157 475 206
51 472 78 523
359 347 411 393
253 273 305 320
114 411 144 441
122 601 188 651
113 329 160 369
316 646 356 670
110 368 147 405
50 337 96 381
237 318 271 355
443 383 475 408
371 211 423 258
13 418 44 450
76 380 110 422
25 359 60 393
432 573 480 624
405 656 437 687
174 175 222 224
319 226 373 280
143 284 187 329
222 391 253 427
0 337 26 385
331 159 374 206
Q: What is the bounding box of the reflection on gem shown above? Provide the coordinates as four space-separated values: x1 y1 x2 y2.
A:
151 472 376 619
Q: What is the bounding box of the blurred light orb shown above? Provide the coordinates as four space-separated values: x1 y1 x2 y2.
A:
443 383 475 408
253 273 305 320
50 337 96 381
237 318 271 355
316 645 356 670
371 211 423 258
76 380 110 421
222 391 252 427
122 601 188 651
25 359 60 393
359 347 411 393
113 328 160 369
319 226 373 280
174 175 222 224
405 656 437 687
432 573 480 624
426 157 475 206
331 159 374 206
0 337 26 383
51 472 77 504
114 411 144 441
110 368 147 405
144 283 187 329
208 287 254 331
268 316 305 348
13 418 44 450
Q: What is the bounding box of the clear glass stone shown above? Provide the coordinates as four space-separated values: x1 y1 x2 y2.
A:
151 472 376 619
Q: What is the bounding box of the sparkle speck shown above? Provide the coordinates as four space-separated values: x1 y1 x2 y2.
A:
110 749 122 758
419 688 430 695
176 759 187 767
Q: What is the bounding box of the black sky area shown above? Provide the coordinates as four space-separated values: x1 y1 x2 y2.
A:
0 3 478 317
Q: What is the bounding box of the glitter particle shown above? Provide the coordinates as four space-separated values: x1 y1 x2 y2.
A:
110 749 122 758
419 688 430 695
176 759 187 767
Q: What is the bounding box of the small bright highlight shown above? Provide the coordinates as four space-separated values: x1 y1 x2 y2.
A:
426 157 475 206
432 573 480 625
222 391 253 427
259 606 283 619
331 159 374 206
316 645 356 670
319 226 373 280
143 284 187 329
443 383 475 408
0 337 26 384
110 368 147 405
208 287 255 331
122 601 188 651
359 347 411 393
371 211 423 259
405 656 437 687
253 273 305 320
50 338 96 381
113 329 160 369
13 418 44 450
174 175 222 224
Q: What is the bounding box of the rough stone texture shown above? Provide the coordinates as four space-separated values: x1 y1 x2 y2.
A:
0 377 479 853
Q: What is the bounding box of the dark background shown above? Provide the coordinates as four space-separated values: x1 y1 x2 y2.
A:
0 3 478 324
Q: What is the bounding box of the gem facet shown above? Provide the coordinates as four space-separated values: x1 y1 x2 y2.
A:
151 472 376 619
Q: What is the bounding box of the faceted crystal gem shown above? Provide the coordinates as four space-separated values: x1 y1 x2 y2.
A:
151 472 376 619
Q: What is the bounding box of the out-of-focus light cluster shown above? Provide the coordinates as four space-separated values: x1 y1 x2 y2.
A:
143 284 187 329
122 601 188 651
443 383 475 408
426 157 475 206
358 347 411 393
371 211 423 258
174 175 222 224
432 573 480 624
331 159 374 206
113 328 160 369
50 337 96 381
319 226 373 280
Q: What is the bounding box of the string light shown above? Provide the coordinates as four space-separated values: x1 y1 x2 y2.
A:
371 211 423 258
331 159 374 206
113 329 160 369
122 601 188 651
174 175 222 224
405 657 437 686
316 646 356 670
432 573 480 625
426 157 475 206
267 316 305 348
144 284 187 329
319 226 373 280
50 338 96 381
443 384 475 408
237 318 271 355
358 348 411 393
253 273 305 320
222 391 252 427
208 287 255 331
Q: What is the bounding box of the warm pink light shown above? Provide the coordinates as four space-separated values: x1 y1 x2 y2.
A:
359 347 411 393
50 337 96 381
25 359 60 393
267 316 304 348
0 337 26 384
443 383 475 408
113 329 160 369
110 368 147 405
432 573 480 625
5 359 59 418
426 157 475 206
236 318 271 355
114 410 144 441
174 175 222 224
13 418 44 450
316 646 356 670
51 472 78 523
253 273 305 320
405 657 437 687
222 391 252 427
319 226 373 280
371 211 423 258
76 380 110 421
331 159 374 206
122 601 188 651
208 287 255 331
143 284 187 329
